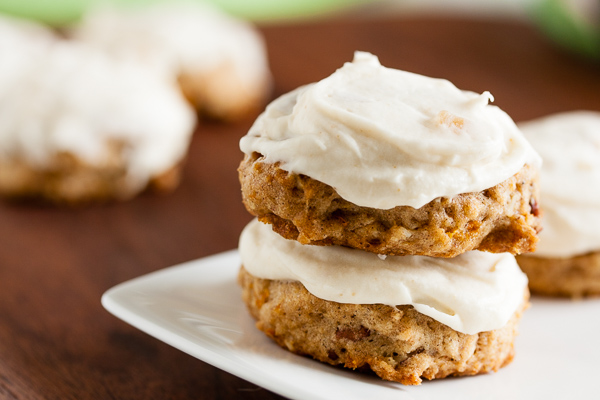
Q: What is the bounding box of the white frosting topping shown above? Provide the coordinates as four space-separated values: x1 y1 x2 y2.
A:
520 111 600 258
74 2 270 91
240 52 539 209
0 31 195 192
239 219 528 335
0 16 55 90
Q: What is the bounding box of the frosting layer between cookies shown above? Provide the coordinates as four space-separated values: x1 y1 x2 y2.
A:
520 111 600 258
240 51 539 209
0 25 195 192
239 219 528 334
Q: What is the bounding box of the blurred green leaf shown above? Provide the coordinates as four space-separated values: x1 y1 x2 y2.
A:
530 0 600 60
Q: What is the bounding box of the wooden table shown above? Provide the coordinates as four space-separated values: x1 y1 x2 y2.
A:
1 15 599 400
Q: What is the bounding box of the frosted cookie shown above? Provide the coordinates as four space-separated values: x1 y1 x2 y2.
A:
239 52 542 257
239 219 529 385
516 111 600 297
0 40 195 204
73 2 272 120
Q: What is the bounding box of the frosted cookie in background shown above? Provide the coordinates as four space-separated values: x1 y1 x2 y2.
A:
0 23 195 204
239 219 529 385
517 111 600 297
239 52 542 258
72 1 272 121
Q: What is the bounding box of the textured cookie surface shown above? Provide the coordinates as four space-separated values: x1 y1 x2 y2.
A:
517 252 600 298
239 153 541 257
239 267 528 385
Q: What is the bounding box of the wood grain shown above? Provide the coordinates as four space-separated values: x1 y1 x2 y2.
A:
0 15 599 400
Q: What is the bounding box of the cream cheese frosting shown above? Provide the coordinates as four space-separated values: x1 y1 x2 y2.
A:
520 111 600 258
240 51 540 209
239 219 528 335
0 16 55 91
0 38 195 192
73 2 271 97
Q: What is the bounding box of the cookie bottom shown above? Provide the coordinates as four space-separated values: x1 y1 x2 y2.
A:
239 266 528 385
178 62 270 121
0 150 182 204
517 251 600 298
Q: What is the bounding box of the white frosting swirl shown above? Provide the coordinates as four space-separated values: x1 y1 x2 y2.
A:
520 111 600 258
0 32 195 192
240 52 539 209
239 219 528 335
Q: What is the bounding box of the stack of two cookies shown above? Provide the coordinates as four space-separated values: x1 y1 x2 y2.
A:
237 52 542 385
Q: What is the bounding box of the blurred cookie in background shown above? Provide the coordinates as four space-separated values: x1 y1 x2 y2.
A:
0 16 196 204
72 1 272 121
517 111 600 297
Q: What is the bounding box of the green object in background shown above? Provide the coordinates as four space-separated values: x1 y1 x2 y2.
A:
0 0 92 25
0 0 374 25
211 0 373 22
531 0 600 60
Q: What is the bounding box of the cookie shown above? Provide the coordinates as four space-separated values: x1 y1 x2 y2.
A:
0 36 195 203
73 2 272 120
238 219 530 384
517 252 600 297
239 267 528 385
239 52 541 256
0 150 182 204
517 111 600 296
240 154 540 257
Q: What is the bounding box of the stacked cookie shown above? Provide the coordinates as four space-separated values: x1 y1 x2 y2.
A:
517 111 600 297
237 52 541 384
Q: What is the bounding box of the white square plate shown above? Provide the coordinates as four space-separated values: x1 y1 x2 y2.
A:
102 250 600 400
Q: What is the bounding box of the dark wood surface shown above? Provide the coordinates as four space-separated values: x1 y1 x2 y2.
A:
1 15 599 400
